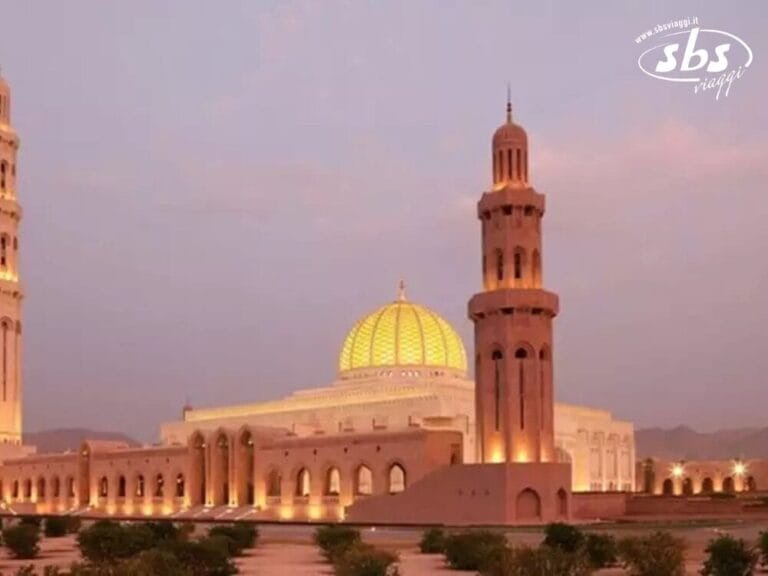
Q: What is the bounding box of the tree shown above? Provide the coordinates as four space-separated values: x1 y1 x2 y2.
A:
701 535 757 576
3 524 41 559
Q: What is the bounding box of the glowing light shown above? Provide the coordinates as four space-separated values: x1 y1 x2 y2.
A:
142 504 153 516
671 464 684 478
279 506 294 520
490 448 504 464
308 505 322 520
733 462 746 476
338 298 467 374
515 449 529 463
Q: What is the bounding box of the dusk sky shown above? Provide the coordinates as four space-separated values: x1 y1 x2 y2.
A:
0 1 766 441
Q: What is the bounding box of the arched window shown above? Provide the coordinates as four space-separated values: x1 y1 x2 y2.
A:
722 476 734 493
513 249 523 280
52 476 61 498
492 350 504 431
1 236 7 268
324 467 341 496
175 473 185 498
154 474 164 498
136 474 145 498
12 480 19 499
515 347 528 430
498 150 504 183
296 468 311 498
23 479 31 499
355 465 373 495
388 464 406 494
682 477 693 495
701 477 714 494
507 148 513 180
266 469 281 497
747 476 757 492
67 477 75 498
516 149 522 180
37 478 46 500
0 161 6 191
532 250 541 286
99 476 108 498
118 476 126 498
496 249 504 282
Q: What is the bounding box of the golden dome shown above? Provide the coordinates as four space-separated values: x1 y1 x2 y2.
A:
338 283 467 377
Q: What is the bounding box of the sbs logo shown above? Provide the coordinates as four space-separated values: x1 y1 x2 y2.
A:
637 27 752 99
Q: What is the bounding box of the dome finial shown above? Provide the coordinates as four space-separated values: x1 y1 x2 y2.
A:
397 279 407 301
506 83 512 123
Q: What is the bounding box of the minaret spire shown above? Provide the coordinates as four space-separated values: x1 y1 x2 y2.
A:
506 83 512 123
397 279 407 301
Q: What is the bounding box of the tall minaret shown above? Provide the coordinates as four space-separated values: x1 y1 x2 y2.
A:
0 72 23 445
469 101 558 465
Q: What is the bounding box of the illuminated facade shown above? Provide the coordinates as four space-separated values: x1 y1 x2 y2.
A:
0 73 23 447
0 79 638 523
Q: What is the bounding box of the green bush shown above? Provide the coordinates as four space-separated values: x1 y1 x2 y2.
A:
543 523 585 554
443 530 507 571
481 545 593 576
18 516 42 529
315 525 362 563
3 524 41 559
419 527 446 554
76 520 154 564
208 523 259 556
333 542 400 576
64 515 83 534
701 535 757 576
143 520 184 543
618 531 686 576
758 531 768 568
583 532 617 569
44 516 70 538
160 536 238 576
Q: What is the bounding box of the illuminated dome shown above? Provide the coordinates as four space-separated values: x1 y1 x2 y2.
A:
338 283 467 378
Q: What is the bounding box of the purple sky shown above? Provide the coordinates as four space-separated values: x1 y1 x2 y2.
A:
1 2 766 440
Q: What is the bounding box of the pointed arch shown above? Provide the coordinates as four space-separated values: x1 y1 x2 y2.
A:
516 488 541 521
117 475 126 498
266 469 282 498
354 464 373 496
388 463 406 494
295 467 311 498
532 249 541 287
324 467 341 496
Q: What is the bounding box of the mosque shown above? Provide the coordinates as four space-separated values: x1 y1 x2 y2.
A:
0 72 760 524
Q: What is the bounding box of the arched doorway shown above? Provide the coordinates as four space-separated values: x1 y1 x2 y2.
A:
189 432 207 506
236 429 255 506
701 477 714 494
516 488 542 521
722 476 734 493
556 488 568 518
214 433 230 505
682 478 693 496
746 476 757 492
662 478 674 495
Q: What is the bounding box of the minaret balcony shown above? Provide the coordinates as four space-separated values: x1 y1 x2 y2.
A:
468 289 559 320
477 187 545 218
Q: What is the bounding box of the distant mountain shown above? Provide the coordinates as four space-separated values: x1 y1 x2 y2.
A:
23 428 139 454
636 425 768 460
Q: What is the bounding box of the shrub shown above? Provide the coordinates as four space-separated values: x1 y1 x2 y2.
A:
543 523 585 554
701 535 757 576
18 516 42 529
481 545 593 576
160 536 238 576
758 531 768 568
117 548 194 576
64 515 83 534
315 525 362 563
618 531 686 576
3 524 41 559
76 520 154 564
144 520 184 543
44 516 70 538
583 532 617 569
333 542 400 576
208 523 259 556
419 527 446 554
443 530 507 571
